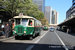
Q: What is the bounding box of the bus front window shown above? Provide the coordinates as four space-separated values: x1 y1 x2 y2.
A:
21 19 28 26
15 19 20 25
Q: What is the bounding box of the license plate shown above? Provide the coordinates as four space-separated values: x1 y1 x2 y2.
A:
18 33 22 34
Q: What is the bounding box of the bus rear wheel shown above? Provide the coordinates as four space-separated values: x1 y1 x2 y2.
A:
38 33 41 36
33 34 35 38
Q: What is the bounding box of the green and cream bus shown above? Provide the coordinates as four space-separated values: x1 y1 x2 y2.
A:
13 16 41 40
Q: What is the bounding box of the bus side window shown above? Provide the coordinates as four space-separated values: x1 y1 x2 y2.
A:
28 20 32 26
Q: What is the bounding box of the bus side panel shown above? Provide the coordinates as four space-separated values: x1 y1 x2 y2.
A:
34 26 41 34
26 27 34 35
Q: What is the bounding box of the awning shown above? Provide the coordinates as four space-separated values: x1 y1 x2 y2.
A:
58 17 75 27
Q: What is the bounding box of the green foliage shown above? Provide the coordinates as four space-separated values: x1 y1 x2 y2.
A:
0 0 46 25
0 0 2 6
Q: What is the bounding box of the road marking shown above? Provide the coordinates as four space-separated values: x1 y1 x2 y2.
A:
26 30 49 50
26 45 34 50
54 31 68 50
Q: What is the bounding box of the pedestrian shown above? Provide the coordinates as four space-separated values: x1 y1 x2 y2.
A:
69 27 71 33
4 23 11 38
8 21 12 36
1 24 5 35
67 28 69 34
0 23 3 36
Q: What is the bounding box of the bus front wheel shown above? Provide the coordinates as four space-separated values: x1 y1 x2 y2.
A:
29 36 33 40
15 36 19 40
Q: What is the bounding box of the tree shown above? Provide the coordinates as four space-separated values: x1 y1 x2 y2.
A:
1 0 25 17
0 0 2 6
0 0 48 25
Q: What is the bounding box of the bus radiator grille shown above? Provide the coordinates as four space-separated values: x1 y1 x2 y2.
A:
18 27 23 33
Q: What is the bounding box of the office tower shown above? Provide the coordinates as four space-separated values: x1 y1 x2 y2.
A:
51 9 58 24
33 0 45 13
66 0 75 19
45 6 58 25
45 6 52 24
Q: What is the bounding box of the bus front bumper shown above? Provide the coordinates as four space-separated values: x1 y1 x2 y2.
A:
14 33 26 36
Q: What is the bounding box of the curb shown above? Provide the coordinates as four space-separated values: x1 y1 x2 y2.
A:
0 36 15 41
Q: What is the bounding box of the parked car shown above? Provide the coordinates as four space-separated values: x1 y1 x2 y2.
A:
50 28 54 32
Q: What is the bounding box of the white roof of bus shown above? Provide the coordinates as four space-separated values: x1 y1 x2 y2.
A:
13 16 33 19
33 18 41 23
13 15 41 23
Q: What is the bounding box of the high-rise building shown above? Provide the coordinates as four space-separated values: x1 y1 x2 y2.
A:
66 0 75 19
45 6 59 26
51 9 58 24
56 11 59 24
33 0 45 13
45 6 52 24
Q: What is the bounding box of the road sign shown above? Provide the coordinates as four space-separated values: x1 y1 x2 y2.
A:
19 13 23 17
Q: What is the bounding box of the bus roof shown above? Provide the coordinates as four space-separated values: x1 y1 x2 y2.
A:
13 16 33 19
13 15 41 23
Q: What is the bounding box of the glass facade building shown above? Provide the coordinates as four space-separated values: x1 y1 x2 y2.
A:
51 9 58 24
72 0 75 6
45 6 58 24
52 10 55 24
66 0 75 19
45 6 52 24
33 0 45 13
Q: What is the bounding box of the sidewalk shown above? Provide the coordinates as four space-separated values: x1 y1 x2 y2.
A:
0 35 14 41
0 35 5 39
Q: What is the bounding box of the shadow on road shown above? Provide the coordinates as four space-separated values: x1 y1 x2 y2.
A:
68 33 75 36
56 30 75 36
0 42 75 50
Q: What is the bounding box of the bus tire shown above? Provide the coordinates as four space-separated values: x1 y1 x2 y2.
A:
38 33 40 36
15 36 19 40
29 36 33 40
33 34 35 38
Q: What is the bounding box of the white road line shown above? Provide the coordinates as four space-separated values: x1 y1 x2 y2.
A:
54 31 68 50
26 45 34 50
26 30 49 50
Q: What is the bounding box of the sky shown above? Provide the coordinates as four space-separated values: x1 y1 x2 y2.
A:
45 0 72 24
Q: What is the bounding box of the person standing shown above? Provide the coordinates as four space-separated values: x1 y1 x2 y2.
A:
1 24 5 35
8 21 12 36
4 23 11 38
0 23 2 36
67 28 69 34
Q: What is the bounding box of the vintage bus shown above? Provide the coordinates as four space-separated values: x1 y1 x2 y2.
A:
13 16 41 40
43 26 48 30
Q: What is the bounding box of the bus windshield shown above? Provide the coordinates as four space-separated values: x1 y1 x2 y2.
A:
21 19 28 26
15 19 20 25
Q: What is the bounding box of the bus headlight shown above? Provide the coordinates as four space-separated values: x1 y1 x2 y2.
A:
14 31 16 33
24 31 26 33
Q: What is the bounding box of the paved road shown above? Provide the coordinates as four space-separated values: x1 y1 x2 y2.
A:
0 30 48 50
32 31 75 50
0 30 75 50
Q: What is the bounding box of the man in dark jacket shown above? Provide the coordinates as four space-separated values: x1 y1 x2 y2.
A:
8 21 12 36
0 24 2 36
4 23 11 38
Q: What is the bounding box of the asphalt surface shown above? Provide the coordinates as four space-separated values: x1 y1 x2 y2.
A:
0 30 75 50
32 31 75 50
